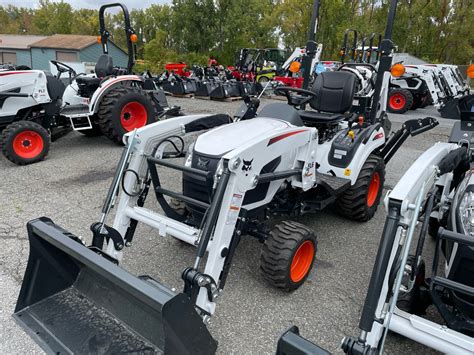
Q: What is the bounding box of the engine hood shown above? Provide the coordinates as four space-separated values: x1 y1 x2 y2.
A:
194 118 291 157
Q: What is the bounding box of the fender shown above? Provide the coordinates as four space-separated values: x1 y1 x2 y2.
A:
343 127 386 184
89 75 144 114
316 126 385 185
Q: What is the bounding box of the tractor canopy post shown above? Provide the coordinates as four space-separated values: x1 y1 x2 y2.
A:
368 0 398 124
302 0 321 90
99 3 136 74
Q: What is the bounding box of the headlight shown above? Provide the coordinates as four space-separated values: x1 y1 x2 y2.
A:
458 190 474 236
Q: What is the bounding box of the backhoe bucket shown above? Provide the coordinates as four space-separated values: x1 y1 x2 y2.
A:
13 217 217 355
439 94 474 119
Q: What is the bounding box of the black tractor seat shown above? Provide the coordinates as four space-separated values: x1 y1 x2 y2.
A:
75 76 102 97
76 76 102 86
298 71 357 126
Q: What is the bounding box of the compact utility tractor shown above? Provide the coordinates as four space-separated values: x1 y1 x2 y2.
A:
388 67 431 114
0 3 177 165
390 64 474 118
59 3 178 141
13 0 437 353
0 68 69 165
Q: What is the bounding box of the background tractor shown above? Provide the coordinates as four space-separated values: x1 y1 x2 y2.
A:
0 3 177 165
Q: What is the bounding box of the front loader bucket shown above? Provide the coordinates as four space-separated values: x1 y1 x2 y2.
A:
439 94 474 119
14 217 217 355
162 81 187 95
210 82 241 99
195 82 219 97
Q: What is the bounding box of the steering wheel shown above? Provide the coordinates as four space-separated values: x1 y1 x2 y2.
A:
50 60 77 76
274 86 317 107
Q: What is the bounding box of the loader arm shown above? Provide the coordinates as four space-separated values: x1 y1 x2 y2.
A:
112 120 317 315
342 142 470 354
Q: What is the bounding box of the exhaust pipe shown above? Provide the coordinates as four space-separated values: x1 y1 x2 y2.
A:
14 217 217 354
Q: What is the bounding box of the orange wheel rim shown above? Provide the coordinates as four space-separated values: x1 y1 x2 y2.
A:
290 240 315 282
120 101 147 131
12 130 44 159
389 93 406 110
367 172 381 207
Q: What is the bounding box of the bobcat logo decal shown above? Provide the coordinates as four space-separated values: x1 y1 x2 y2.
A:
196 157 209 170
242 159 253 176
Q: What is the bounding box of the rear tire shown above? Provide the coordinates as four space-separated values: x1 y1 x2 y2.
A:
98 86 156 144
336 154 385 221
1 121 50 165
388 88 413 114
260 221 317 291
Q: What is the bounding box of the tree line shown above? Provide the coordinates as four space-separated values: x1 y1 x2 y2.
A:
1 0 472 71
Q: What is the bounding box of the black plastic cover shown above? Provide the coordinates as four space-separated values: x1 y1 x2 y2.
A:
258 103 304 126
276 326 331 355
437 146 469 176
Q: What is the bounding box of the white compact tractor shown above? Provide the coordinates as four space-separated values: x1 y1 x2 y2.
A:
388 65 431 113
0 3 177 165
13 0 437 353
388 63 474 118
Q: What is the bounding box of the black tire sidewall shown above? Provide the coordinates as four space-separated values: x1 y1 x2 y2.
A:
364 158 385 218
104 89 155 138
336 155 386 221
2 121 50 165
260 221 317 291
388 88 413 114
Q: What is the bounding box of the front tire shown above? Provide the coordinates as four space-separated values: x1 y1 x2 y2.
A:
98 86 155 144
260 221 317 291
1 121 50 165
388 88 413 114
336 154 385 221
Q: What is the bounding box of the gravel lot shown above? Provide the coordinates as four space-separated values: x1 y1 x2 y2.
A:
0 96 455 354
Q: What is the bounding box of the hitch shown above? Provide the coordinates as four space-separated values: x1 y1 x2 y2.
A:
341 337 374 355
182 268 219 304
91 222 124 250
381 117 439 164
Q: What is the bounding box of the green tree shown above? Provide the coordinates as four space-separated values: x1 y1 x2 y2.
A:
33 0 73 35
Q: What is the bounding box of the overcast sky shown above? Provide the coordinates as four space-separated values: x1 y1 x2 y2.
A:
0 0 170 9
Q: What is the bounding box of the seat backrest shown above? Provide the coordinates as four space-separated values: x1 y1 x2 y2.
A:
45 73 65 101
309 71 356 113
95 54 114 78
